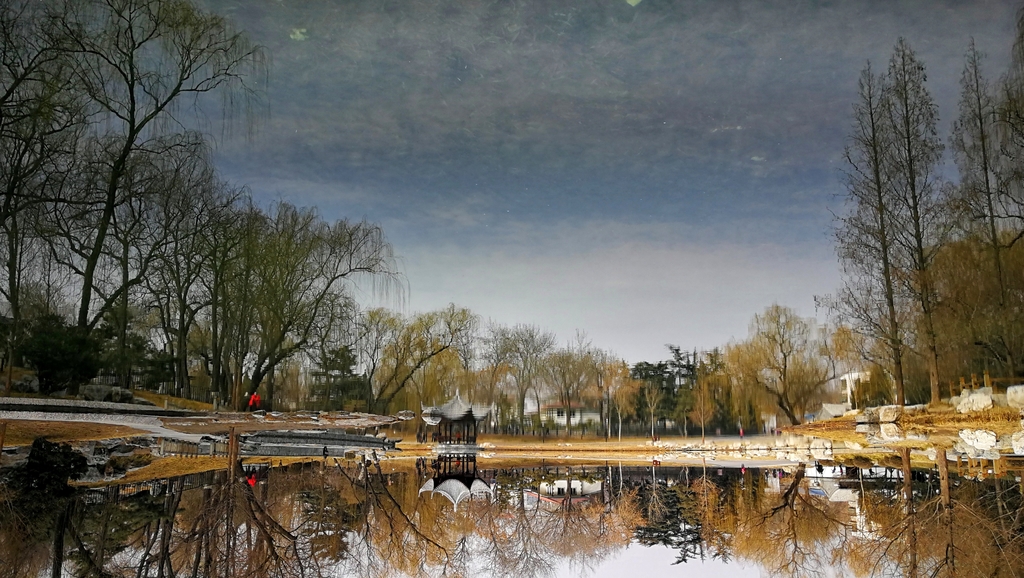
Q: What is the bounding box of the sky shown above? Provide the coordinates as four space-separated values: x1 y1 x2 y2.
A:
206 0 1020 364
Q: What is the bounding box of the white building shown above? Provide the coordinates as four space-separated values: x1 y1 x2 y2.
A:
839 371 872 406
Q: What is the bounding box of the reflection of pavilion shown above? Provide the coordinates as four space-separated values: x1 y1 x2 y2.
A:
418 453 495 511
421 393 489 446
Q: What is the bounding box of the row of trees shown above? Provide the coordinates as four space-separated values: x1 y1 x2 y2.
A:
8 0 1024 424
834 20 1024 406
625 22 1024 426
1 0 805 429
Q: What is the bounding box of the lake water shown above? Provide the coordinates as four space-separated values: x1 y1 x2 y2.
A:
1 447 1021 577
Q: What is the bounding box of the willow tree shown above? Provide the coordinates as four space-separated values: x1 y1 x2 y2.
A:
356 304 477 414
238 204 397 409
727 305 835 426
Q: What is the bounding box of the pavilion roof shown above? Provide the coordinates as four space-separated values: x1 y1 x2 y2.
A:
418 475 494 511
421 391 489 424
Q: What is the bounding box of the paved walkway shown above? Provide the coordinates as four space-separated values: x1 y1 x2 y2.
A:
0 395 195 417
0 410 205 442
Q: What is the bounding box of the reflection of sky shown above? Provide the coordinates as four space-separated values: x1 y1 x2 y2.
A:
208 0 1017 362
569 542 761 577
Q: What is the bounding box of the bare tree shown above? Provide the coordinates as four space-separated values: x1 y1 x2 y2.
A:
884 38 947 406
543 332 596 435
239 204 398 408
504 324 555 431
49 0 264 332
0 0 82 390
835 62 909 405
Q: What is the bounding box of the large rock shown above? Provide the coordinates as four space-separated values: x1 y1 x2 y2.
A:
877 405 903 423
810 438 833 460
10 374 39 393
855 423 880 435
880 423 904 441
1012 431 1024 455
957 392 993 413
959 429 997 451
855 407 879 424
81 383 112 401
954 440 1000 460
81 384 133 403
1006 385 1024 409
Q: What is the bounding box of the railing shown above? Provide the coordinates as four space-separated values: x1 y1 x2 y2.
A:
99 470 221 504
948 371 1021 397
158 438 228 457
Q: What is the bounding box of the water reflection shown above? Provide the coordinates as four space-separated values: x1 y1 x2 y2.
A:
3 444 1024 577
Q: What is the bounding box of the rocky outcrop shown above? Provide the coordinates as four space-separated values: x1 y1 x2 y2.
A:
810 438 833 460
877 405 902 423
879 423 904 441
81 384 134 403
1006 385 1024 409
959 429 997 450
957 391 993 413
1012 431 1024 455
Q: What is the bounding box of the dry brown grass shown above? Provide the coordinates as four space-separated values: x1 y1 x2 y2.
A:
75 455 332 487
785 416 871 447
1 420 146 446
901 405 1021 434
132 390 213 412
160 412 399 435
790 406 1023 456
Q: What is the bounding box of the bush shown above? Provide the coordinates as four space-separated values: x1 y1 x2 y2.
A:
20 314 102 395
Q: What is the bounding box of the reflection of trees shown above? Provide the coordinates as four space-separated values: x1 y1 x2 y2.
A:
338 461 460 577
0 439 87 578
634 478 703 563
846 452 1024 578
457 466 638 578
913 455 1024 577
630 467 747 564
731 469 850 577
12 455 1024 576
476 482 554 577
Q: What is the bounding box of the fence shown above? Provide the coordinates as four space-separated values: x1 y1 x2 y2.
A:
98 470 222 504
948 370 1021 397
158 438 228 457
